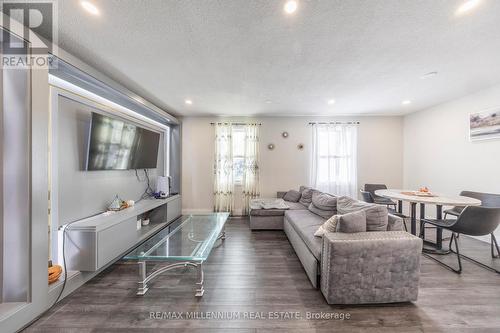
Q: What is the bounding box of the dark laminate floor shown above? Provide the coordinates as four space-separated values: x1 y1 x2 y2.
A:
26 218 500 332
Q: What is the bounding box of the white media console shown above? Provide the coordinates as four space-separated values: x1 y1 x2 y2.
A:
65 195 182 272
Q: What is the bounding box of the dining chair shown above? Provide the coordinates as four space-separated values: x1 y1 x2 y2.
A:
420 206 500 274
360 190 408 232
360 190 375 203
444 191 500 258
364 184 397 209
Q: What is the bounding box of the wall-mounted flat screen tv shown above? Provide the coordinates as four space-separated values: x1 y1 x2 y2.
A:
85 112 160 170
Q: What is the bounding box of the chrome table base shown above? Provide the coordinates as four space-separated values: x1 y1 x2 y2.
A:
137 261 203 296
136 228 225 297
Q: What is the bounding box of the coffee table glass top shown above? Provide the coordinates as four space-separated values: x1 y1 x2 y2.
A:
125 213 229 261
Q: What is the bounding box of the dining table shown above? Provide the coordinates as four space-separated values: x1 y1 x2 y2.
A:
375 189 482 253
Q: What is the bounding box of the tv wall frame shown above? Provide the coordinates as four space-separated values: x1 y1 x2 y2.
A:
48 85 171 264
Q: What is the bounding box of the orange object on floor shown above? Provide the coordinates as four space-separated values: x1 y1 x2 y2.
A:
48 265 63 284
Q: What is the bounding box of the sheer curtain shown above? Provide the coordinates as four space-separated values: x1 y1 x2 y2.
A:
214 124 234 213
242 124 260 215
310 123 358 197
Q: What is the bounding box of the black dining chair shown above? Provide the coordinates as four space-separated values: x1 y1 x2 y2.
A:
420 206 500 274
444 191 500 259
364 184 398 209
360 190 408 232
360 190 375 203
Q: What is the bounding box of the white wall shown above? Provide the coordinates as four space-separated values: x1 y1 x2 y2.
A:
404 83 500 239
182 116 404 214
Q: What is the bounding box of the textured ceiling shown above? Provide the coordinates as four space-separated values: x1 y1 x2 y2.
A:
55 0 500 116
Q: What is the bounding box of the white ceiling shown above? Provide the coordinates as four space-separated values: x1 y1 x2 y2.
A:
55 0 500 117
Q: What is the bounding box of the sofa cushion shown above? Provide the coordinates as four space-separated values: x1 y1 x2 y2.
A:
308 203 336 219
387 214 404 231
284 210 325 260
250 209 285 217
299 185 310 193
312 192 337 211
299 188 313 205
314 215 339 237
283 190 301 202
337 196 388 231
299 188 320 206
286 201 308 210
250 198 288 210
336 210 367 233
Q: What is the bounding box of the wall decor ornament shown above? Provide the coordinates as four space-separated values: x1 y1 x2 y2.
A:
470 107 500 141
282 131 289 138
268 143 275 150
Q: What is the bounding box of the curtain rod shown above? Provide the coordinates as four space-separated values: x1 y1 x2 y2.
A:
210 122 262 125
308 121 360 125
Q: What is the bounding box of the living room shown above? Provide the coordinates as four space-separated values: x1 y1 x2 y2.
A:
1 1 499 332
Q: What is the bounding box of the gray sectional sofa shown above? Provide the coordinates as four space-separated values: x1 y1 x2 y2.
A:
249 187 423 305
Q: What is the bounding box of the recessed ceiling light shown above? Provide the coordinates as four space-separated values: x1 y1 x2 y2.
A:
265 100 272 104
420 71 438 79
456 0 481 16
284 1 298 14
185 100 193 105
81 1 100 16
402 100 412 105
327 99 336 105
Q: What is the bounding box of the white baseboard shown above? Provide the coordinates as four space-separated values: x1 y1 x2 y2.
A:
182 208 213 215
232 208 243 216
181 208 247 217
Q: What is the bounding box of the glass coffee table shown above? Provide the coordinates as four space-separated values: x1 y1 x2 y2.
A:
124 213 229 297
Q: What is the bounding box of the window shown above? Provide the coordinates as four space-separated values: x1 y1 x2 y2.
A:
232 126 246 185
214 123 260 214
310 124 358 197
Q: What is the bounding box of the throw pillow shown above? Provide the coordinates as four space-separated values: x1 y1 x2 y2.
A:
283 190 301 202
308 202 336 219
337 196 388 231
299 188 317 206
336 210 367 233
299 186 310 193
312 192 337 211
314 215 339 237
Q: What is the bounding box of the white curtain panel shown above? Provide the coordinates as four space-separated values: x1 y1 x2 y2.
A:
310 123 358 197
242 124 260 215
213 123 234 213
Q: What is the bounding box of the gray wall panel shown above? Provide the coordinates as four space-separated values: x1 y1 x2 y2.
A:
169 124 181 194
2 65 30 302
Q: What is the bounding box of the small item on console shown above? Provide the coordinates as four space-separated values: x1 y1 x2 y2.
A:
108 195 134 211
141 212 151 226
108 195 123 211
156 176 172 198
153 191 168 199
